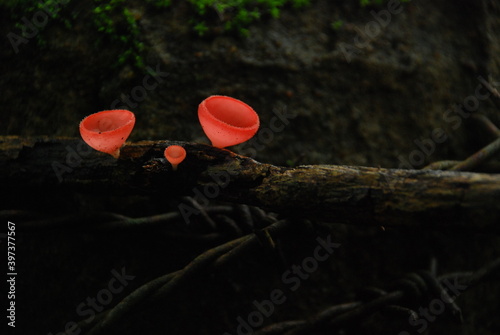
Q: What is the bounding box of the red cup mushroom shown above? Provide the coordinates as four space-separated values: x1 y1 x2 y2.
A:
164 145 186 171
79 109 135 158
198 95 260 148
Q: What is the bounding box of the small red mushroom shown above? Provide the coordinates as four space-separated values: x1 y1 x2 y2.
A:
164 145 186 171
79 109 135 158
198 95 260 148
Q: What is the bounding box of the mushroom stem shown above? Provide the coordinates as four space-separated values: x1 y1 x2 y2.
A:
111 149 120 159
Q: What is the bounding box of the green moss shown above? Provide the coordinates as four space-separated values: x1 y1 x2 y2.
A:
192 21 210 36
8 0 74 49
5 0 146 69
5 0 313 68
186 0 312 36
331 19 343 31
93 0 145 69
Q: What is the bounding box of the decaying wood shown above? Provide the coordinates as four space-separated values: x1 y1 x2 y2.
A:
1 136 500 231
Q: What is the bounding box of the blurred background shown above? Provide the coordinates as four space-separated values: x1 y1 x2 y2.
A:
1 0 500 334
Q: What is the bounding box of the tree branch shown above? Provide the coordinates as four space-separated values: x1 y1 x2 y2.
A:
2 136 500 231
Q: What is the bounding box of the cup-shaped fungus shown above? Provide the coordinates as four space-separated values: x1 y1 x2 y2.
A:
79 110 135 158
198 95 259 148
164 145 186 171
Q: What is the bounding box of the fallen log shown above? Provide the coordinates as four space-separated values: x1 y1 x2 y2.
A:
1 136 499 231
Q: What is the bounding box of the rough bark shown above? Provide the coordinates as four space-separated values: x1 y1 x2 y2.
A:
1 136 500 231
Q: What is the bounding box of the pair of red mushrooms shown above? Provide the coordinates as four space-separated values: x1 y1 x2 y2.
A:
79 96 260 170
